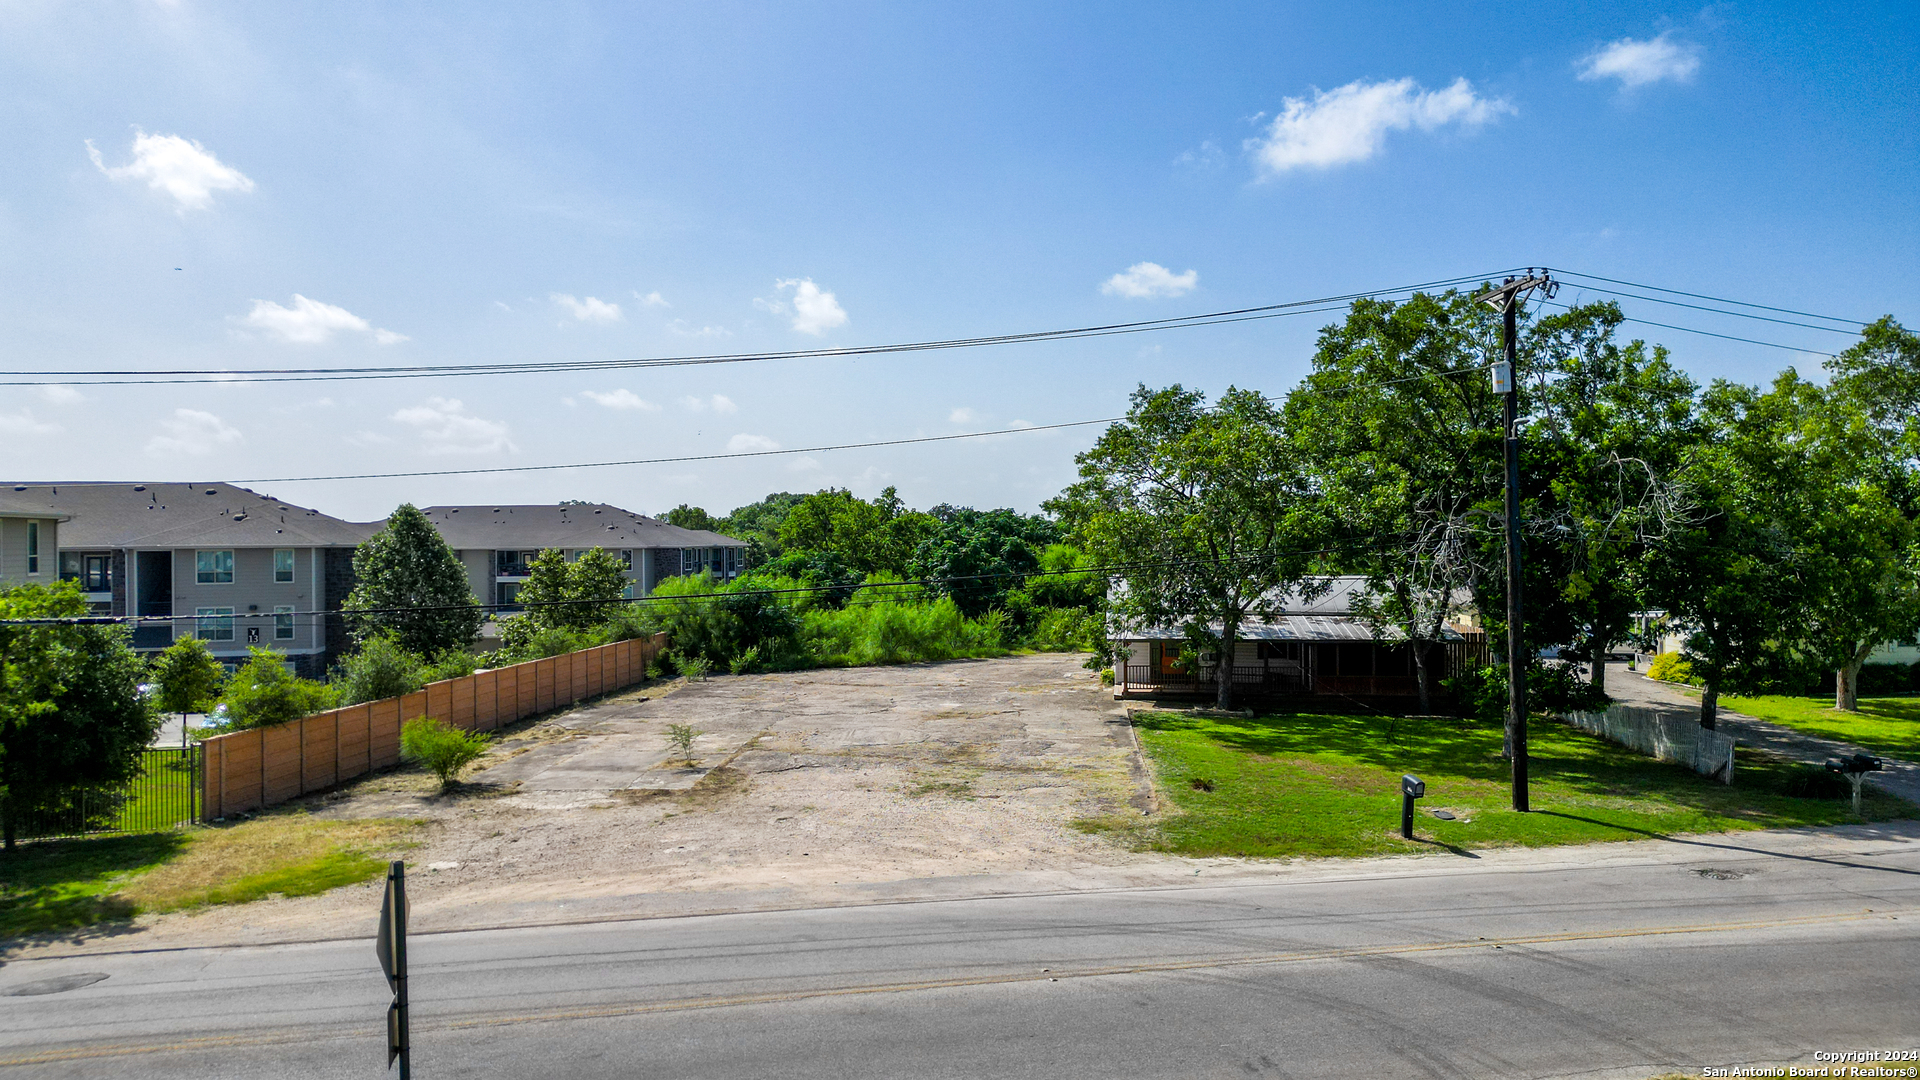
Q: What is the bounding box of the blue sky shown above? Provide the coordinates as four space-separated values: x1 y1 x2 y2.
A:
3 2 1914 521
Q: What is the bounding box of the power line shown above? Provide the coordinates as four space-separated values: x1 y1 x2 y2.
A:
1534 299 1838 357
0 272 1519 388
1551 284 1863 335
1547 269 1872 327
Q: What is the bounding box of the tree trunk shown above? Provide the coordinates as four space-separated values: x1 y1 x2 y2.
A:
1700 682 1719 731
1216 621 1236 712
1836 640 1876 712
1411 639 1431 714
1590 649 1607 694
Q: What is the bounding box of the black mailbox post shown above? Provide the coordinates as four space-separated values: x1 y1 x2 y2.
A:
1826 754 1883 815
1401 774 1425 839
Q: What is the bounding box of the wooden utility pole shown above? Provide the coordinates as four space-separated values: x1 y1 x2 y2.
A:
1475 270 1556 813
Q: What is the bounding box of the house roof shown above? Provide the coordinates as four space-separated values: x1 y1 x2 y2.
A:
0 494 70 521
408 504 744 551
0 483 372 548
1114 575 1469 642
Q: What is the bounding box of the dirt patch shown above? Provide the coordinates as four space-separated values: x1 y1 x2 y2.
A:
101 654 1147 945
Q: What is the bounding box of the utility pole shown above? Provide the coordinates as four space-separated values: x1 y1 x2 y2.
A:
1475 270 1556 813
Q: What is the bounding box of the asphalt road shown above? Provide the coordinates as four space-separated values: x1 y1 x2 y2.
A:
4 829 1917 1079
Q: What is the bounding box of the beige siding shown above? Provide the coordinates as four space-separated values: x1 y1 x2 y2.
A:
0 517 58 584
456 549 493 607
164 545 324 656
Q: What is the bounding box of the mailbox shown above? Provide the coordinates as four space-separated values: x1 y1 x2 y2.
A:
1400 774 1425 839
1825 755 1883 815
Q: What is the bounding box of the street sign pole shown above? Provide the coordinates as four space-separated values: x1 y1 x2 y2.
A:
377 860 410 1078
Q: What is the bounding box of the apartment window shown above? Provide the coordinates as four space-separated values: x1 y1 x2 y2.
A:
196 549 234 584
196 607 234 641
84 555 110 591
274 548 295 583
26 522 39 574
621 549 633 569
274 605 296 640
496 581 521 608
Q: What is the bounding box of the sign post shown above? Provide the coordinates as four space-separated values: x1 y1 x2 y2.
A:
377 860 410 1078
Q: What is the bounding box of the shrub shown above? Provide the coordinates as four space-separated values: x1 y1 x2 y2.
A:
423 648 481 682
400 717 490 789
334 634 426 706
1647 652 1696 685
217 648 337 730
494 618 595 664
1028 607 1102 652
680 654 712 680
666 723 700 764
149 637 227 716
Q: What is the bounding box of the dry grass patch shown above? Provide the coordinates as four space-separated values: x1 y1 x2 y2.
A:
121 814 421 913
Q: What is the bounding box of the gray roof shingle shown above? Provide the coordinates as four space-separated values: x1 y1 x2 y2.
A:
409 504 743 550
0 483 372 548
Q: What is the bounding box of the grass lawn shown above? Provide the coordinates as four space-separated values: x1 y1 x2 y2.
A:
1719 693 1920 760
1088 710 1914 860
0 812 420 940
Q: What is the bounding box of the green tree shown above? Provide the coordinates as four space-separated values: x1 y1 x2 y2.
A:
716 491 807 568
515 547 630 632
1638 378 1814 728
663 504 719 532
1049 384 1323 710
1519 303 1702 695
0 582 160 848
909 506 1060 618
777 487 936 578
217 647 337 730
344 503 482 654
334 634 427 705
1285 291 1506 712
149 637 227 718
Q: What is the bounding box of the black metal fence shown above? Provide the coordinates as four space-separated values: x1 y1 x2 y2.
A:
12 746 201 842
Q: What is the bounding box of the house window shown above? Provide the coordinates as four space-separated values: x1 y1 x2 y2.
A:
84 555 111 591
196 549 234 584
196 607 235 641
621 550 633 569
274 548 295 583
275 605 296 639
26 522 39 574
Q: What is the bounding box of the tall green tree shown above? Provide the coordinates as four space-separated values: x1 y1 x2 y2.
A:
716 491 807 568
1285 291 1505 712
0 582 159 848
777 487 937 578
1049 384 1322 710
663 504 719 532
514 547 632 632
1521 303 1701 695
909 506 1060 618
1638 377 1814 728
344 503 482 655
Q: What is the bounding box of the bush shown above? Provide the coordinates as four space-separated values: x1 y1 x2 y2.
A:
423 648 481 682
400 717 490 789
803 581 1006 666
1027 607 1102 652
217 648 337 730
149 638 227 716
334 635 426 705
494 617 595 664
1647 652 1696 685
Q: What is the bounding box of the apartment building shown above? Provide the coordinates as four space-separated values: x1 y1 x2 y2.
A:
0 483 370 675
411 503 747 609
0 493 66 586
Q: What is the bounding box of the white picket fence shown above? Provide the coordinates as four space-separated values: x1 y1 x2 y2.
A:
1562 704 1736 783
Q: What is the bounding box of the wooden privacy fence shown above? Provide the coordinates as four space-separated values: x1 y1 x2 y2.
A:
1562 703 1736 783
202 633 666 819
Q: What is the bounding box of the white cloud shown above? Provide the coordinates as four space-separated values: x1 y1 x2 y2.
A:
145 409 241 456
87 130 254 213
635 290 670 308
727 433 780 453
949 407 979 424
390 397 515 455
765 278 849 335
668 319 732 338
1578 33 1701 88
552 293 623 323
678 394 738 414
1174 140 1226 170
40 385 85 405
1246 77 1511 175
237 294 406 345
1101 262 1199 299
0 410 61 435
580 388 660 411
